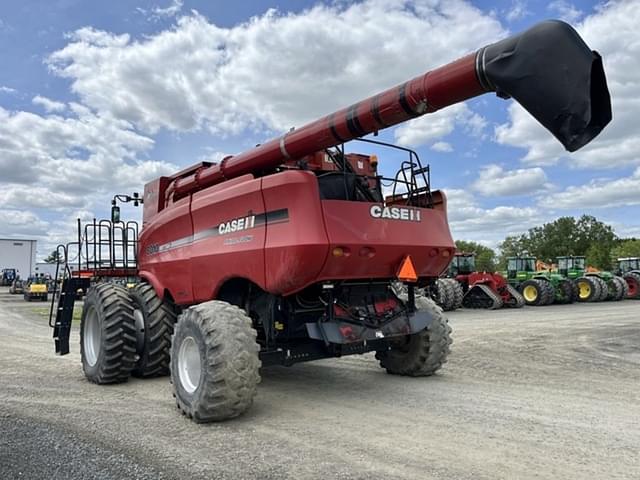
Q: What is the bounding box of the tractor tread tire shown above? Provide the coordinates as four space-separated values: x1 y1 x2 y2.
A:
538 279 555 305
435 279 463 311
575 277 599 302
592 276 609 302
130 283 177 378
376 296 452 377
80 283 137 384
171 300 261 423
518 279 546 306
557 279 576 304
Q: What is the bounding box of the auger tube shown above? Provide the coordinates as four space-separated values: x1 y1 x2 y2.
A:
169 20 611 201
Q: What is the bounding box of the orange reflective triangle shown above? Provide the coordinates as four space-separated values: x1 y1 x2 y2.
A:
397 255 418 282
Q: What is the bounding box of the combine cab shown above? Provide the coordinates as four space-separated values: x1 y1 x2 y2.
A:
450 253 524 310
556 256 627 302
616 257 640 299
504 256 576 306
49 20 611 422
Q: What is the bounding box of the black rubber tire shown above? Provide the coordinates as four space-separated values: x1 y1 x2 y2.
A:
130 283 177 378
623 272 640 299
518 279 545 306
610 276 627 301
592 276 609 302
171 300 261 423
376 296 452 376
434 279 462 311
80 283 137 384
557 279 575 304
575 277 599 302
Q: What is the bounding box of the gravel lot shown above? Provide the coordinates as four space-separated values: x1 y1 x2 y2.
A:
1 287 639 479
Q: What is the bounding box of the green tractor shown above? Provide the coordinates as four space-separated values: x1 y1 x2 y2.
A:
503 256 576 306
556 255 627 302
614 257 640 299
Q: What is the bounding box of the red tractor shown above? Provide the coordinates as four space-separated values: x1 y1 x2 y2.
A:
50 21 611 422
448 253 524 309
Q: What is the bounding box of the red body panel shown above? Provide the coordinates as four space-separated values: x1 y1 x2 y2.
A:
138 171 455 304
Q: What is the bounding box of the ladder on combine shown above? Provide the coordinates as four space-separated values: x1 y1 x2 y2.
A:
49 218 139 355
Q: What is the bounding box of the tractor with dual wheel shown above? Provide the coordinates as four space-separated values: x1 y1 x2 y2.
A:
503 256 577 306
1 268 17 287
615 257 640 299
49 20 611 422
556 256 627 302
449 253 524 310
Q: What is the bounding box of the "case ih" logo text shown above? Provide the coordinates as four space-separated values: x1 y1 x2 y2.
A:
369 205 421 222
218 215 256 235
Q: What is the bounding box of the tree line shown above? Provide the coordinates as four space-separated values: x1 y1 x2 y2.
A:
456 215 640 272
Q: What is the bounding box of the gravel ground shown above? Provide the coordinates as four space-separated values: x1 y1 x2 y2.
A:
1 287 639 479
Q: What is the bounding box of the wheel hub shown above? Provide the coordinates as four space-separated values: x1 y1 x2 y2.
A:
84 306 101 367
523 285 538 302
578 281 591 299
178 336 202 394
133 308 145 355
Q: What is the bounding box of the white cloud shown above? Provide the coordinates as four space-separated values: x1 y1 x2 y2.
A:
0 210 49 237
32 95 66 113
495 1 640 170
472 164 549 196
394 103 486 148
0 105 176 210
431 141 453 152
0 85 16 94
48 1 504 136
444 188 541 245
153 0 184 18
505 0 530 22
538 167 640 210
547 1 583 23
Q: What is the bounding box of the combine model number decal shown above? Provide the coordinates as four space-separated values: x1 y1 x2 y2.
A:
218 215 256 235
369 205 421 222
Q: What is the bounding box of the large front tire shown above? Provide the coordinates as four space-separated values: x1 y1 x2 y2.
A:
80 283 137 384
130 283 177 377
171 301 261 423
376 296 452 377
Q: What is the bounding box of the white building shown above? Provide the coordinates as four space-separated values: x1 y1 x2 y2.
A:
0 238 37 278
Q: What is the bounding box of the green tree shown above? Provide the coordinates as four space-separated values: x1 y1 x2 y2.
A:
455 240 496 272
611 239 640 262
497 215 616 268
44 250 63 264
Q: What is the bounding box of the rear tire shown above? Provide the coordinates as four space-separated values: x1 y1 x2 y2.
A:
80 283 137 384
171 300 261 422
592 277 609 301
130 283 177 378
376 296 452 376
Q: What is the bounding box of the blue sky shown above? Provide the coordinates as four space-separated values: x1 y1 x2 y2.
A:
0 0 638 259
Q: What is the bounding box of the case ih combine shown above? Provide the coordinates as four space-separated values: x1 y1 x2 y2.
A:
50 21 611 422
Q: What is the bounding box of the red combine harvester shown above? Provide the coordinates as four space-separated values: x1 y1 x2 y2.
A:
50 21 611 422
448 253 524 309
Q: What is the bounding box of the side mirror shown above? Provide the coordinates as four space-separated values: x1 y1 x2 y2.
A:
111 205 121 223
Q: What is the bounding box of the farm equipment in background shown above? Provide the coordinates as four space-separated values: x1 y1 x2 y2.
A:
49 20 611 422
1 268 17 286
23 277 48 302
615 258 640 299
504 256 576 306
449 253 524 309
556 256 627 302
9 278 24 295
